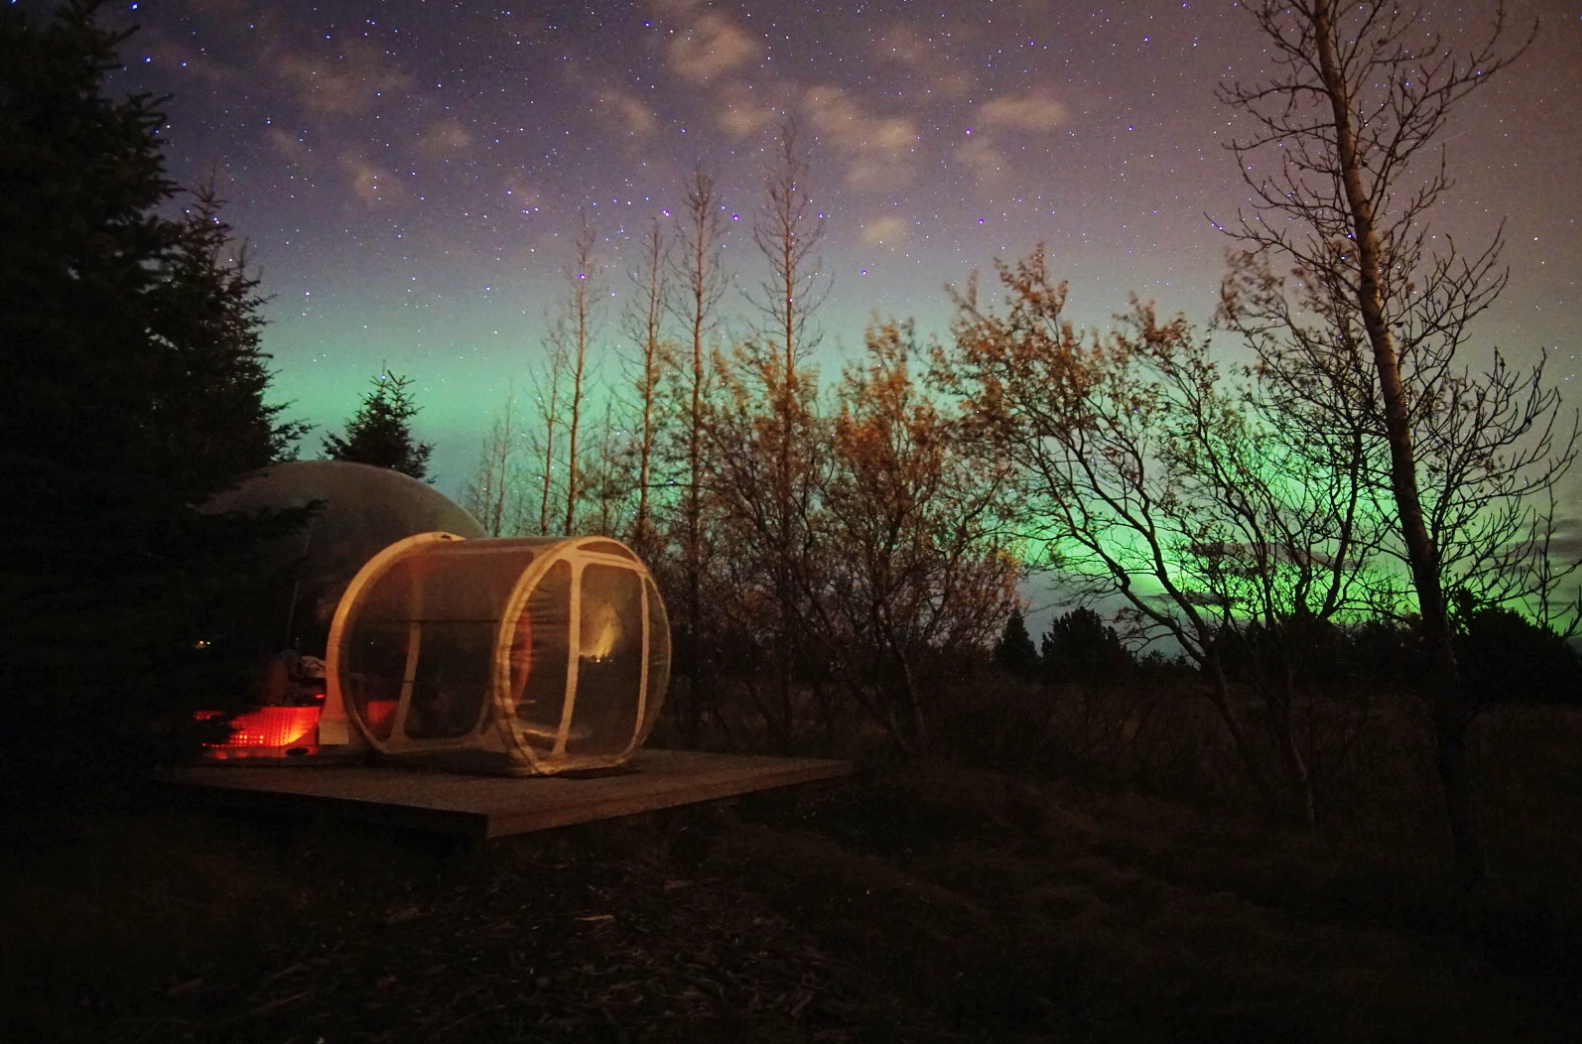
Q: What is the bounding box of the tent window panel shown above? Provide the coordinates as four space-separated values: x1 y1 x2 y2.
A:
340 555 434 742
342 622 407 741
579 540 637 561
415 543 537 619
513 559 572 754
362 554 431 620
566 564 644 756
403 621 493 740
642 576 671 737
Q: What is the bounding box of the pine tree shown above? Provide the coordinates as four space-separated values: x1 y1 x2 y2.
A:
321 368 434 480
1040 608 1132 683
995 608 1039 679
0 1 302 797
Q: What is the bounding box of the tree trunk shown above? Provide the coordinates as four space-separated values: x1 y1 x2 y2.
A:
1311 2 1481 881
678 168 722 747
1277 665 1317 828
685 311 704 747
1206 652 1279 811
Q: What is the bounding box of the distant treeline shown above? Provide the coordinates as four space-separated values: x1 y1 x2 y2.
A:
1001 607 1581 709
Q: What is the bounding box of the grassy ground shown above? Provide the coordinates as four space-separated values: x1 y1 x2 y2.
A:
6 738 1581 1043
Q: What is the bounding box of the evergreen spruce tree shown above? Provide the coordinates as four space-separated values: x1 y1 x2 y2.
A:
321 368 434 481
0 1 302 798
1040 608 1133 684
995 608 1040 679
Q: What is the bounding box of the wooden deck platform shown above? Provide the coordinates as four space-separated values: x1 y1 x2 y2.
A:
157 749 852 840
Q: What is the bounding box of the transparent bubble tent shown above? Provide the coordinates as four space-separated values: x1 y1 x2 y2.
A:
199 463 670 775
319 533 671 775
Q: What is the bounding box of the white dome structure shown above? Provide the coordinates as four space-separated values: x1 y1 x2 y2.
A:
205 460 486 657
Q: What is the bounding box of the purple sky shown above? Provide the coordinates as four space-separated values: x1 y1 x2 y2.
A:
91 0 1581 530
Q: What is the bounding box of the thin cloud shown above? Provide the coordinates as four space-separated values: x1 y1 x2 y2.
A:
419 118 473 155
278 40 411 115
874 24 974 99
802 84 919 190
341 154 401 207
1537 517 1582 560
668 12 761 83
714 80 782 138
503 174 544 213
267 127 313 166
957 136 1010 186
979 90 1067 133
590 85 659 139
860 214 908 246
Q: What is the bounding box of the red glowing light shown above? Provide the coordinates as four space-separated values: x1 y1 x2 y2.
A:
362 699 397 733
202 706 321 748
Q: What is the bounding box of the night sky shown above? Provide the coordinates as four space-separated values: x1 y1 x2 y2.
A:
91 0 1581 502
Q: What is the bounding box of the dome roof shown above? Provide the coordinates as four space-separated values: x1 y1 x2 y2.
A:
206 460 486 656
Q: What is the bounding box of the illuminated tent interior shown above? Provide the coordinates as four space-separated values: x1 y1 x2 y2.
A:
199 462 670 775
319 533 671 775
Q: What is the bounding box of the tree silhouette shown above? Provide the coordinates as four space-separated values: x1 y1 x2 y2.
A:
463 388 527 536
1041 608 1132 684
995 608 1039 679
940 252 1383 823
1 0 302 793
622 217 670 552
824 321 1020 750
1451 590 1582 707
560 213 602 533
704 121 829 750
666 163 730 744
1216 0 1559 877
322 367 433 480
529 332 570 534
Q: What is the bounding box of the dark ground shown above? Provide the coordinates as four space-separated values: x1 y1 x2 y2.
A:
6 755 1582 1044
